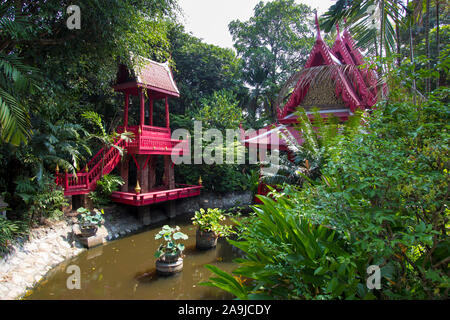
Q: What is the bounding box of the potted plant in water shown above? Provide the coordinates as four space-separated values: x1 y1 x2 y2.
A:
192 208 232 249
77 207 104 238
154 225 188 275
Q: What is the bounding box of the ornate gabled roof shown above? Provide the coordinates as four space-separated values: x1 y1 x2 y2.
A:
114 55 180 98
341 27 366 66
278 14 378 120
332 24 377 106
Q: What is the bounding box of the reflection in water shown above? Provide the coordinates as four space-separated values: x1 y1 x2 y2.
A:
25 214 242 300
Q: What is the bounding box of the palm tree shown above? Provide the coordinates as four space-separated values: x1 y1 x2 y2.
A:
321 0 406 59
0 3 40 146
29 120 92 178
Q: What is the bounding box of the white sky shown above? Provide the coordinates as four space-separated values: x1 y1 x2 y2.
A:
178 0 335 49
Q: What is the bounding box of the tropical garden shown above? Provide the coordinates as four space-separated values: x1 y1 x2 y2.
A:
0 0 448 300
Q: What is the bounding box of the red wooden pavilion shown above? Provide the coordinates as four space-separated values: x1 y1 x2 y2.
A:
240 14 381 198
56 56 202 215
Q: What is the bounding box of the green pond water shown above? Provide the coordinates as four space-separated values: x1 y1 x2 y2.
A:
25 214 241 300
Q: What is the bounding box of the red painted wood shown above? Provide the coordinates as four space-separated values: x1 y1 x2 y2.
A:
165 97 169 128
149 98 153 126
111 185 203 207
124 93 129 129
130 153 140 170
56 139 126 196
139 88 145 127
142 155 150 170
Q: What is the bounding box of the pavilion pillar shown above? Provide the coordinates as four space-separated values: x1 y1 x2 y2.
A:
165 97 169 128
149 98 153 126
139 88 145 127
119 155 129 192
137 155 149 193
163 155 175 189
124 93 129 130
148 156 156 190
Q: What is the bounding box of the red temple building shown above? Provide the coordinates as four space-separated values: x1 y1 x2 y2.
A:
56 56 202 221
240 15 380 198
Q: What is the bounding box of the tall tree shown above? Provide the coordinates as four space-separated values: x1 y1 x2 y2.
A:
228 0 314 122
167 24 247 117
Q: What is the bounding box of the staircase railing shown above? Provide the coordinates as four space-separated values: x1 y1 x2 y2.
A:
56 139 126 194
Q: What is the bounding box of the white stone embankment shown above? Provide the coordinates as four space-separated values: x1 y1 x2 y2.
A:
0 206 142 300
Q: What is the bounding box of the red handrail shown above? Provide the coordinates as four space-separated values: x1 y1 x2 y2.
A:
56 139 126 195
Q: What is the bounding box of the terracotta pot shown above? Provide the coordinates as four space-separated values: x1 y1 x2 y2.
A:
196 229 218 249
79 225 98 238
156 257 183 276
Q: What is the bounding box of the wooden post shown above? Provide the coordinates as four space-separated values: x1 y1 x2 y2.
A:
124 92 129 130
120 155 129 192
139 88 145 127
149 98 154 126
148 156 156 190
165 97 169 128
163 155 175 189
137 155 149 193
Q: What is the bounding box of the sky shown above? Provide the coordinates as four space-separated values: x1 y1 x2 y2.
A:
178 0 335 50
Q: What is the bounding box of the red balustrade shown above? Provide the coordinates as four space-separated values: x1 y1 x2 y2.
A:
117 125 187 155
56 139 126 196
110 184 203 206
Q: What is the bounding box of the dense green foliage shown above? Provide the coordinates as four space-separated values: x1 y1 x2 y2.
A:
0 0 178 248
173 89 256 193
202 76 449 299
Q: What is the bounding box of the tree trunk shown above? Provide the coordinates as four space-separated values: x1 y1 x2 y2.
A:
425 0 431 94
395 9 401 66
379 1 384 61
407 0 417 104
435 0 440 87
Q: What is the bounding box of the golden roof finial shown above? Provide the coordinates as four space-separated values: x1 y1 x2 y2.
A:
198 176 202 186
55 164 59 172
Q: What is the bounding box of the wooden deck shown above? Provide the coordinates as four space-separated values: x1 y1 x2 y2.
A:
110 184 202 206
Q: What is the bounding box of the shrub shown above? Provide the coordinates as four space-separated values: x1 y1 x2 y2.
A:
89 174 124 206
14 174 67 223
0 217 25 255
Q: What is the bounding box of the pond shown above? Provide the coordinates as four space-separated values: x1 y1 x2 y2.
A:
25 213 241 300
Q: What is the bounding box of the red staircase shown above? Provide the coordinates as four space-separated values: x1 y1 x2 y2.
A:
56 139 126 196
